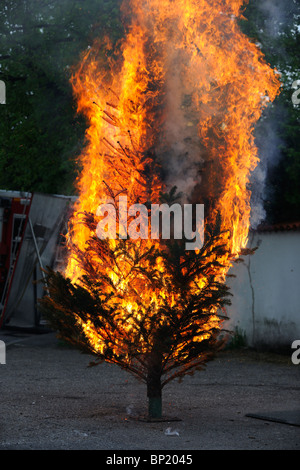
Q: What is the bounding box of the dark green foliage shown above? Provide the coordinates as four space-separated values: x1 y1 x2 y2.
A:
0 0 123 194
240 1 300 223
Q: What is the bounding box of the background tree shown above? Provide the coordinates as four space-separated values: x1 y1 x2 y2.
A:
0 0 299 223
0 0 123 193
240 0 300 223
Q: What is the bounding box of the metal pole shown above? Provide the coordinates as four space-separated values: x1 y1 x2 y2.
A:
28 218 48 292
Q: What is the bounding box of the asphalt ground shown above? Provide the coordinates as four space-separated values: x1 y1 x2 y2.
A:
0 330 299 451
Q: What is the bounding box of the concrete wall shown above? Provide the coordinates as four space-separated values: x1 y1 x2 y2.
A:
226 230 300 349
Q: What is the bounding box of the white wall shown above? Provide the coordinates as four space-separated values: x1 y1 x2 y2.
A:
226 231 300 349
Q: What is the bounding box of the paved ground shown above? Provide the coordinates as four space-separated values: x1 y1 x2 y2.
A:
0 330 299 450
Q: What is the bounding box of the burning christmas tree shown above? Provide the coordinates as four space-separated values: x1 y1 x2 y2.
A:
40 0 280 419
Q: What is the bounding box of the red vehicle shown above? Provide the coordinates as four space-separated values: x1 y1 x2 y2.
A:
0 191 32 327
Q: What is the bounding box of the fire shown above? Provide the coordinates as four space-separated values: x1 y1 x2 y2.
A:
64 0 280 353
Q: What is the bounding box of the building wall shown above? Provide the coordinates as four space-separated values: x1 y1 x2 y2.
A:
226 231 300 349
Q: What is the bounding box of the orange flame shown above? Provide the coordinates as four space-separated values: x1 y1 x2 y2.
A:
64 0 281 352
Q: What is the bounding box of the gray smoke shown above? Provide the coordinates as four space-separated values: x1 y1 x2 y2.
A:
259 0 298 38
156 49 204 202
249 0 298 227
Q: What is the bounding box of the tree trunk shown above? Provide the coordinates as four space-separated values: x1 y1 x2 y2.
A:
147 347 163 419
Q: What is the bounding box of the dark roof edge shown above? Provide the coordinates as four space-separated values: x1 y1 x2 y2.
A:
252 221 300 233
